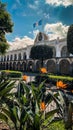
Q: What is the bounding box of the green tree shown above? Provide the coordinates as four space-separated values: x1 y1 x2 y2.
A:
67 24 73 54
30 45 53 67
0 1 13 54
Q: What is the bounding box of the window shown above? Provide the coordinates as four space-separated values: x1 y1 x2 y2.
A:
4 56 6 61
23 52 26 60
1 56 3 61
14 54 17 60
18 53 21 60
7 55 9 61
10 55 13 60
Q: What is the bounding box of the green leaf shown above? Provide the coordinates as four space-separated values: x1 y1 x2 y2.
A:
48 92 62 108
0 42 9 54
12 106 18 121
45 109 59 119
2 107 17 126
0 80 10 91
22 95 27 104
0 81 15 96
38 81 45 91
31 83 37 99
0 112 8 123
26 109 34 123
22 81 30 94
35 101 40 115
33 114 40 129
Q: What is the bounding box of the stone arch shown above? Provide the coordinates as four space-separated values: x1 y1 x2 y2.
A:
0 63 4 70
6 62 9 70
9 62 13 70
2 63 5 70
47 60 56 73
17 62 21 71
27 61 34 72
0 63 2 70
71 62 73 76
61 46 69 57
13 62 17 70
59 59 70 75
23 52 26 60
21 62 26 71
35 60 42 72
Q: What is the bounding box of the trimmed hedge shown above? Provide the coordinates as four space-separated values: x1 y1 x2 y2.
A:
1 70 22 78
48 74 73 81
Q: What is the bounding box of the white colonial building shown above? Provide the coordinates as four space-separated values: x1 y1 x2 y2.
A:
0 32 73 75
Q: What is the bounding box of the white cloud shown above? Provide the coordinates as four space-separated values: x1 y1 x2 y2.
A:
44 22 69 40
44 13 50 19
33 30 39 38
34 0 39 5
28 1 39 10
8 36 34 51
45 0 73 7
28 4 37 10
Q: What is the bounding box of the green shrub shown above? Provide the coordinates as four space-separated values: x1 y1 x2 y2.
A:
48 74 73 81
47 121 65 130
1 70 22 78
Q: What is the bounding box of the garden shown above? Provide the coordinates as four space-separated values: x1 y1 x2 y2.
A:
0 69 73 130
0 1 73 130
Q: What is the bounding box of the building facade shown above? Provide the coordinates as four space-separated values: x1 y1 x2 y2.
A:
0 32 73 75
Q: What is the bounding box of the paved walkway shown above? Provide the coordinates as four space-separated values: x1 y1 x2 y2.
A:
23 72 38 82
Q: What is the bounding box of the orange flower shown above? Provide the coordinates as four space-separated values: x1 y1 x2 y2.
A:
40 102 46 111
56 80 67 89
40 68 47 74
71 90 73 93
22 75 28 81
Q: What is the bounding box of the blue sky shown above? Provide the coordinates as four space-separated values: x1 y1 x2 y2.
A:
2 0 73 43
